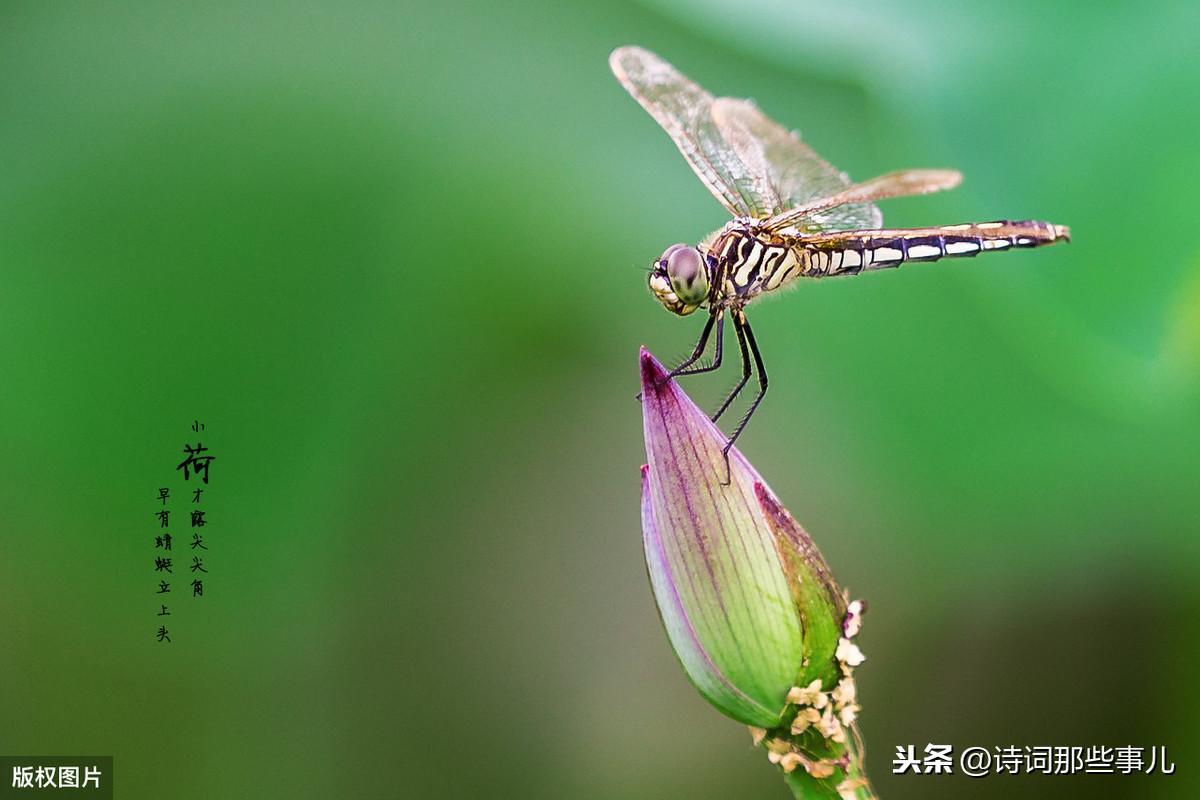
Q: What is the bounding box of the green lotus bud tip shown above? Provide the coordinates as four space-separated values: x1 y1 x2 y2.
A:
638 348 876 797
640 347 848 719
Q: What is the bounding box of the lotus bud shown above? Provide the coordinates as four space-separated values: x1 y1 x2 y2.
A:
638 348 875 798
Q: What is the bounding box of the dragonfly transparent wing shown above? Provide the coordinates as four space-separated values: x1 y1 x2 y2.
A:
710 98 882 231
610 47 777 218
762 169 962 233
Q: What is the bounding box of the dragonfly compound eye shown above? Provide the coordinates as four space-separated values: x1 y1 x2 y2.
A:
666 246 709 305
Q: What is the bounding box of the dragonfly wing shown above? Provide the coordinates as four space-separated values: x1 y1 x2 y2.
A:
763 169 962 233
708 97 882 230
707 98 781 216
610 47 776 218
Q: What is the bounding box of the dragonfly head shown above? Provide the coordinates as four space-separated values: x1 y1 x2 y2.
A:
649 243 710 316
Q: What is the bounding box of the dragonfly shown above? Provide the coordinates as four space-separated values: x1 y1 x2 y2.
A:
612 46 1069 478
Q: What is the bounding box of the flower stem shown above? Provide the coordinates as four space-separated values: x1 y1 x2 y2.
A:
781 725 876 799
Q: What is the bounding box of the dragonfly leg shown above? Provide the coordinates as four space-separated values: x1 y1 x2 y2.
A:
719 311 767 485
667 310 724 380
711 313 751 424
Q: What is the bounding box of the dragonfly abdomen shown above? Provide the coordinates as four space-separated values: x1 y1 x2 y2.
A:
800 220 1069 279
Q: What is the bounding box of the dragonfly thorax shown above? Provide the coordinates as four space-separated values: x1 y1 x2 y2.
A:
648 243 714 316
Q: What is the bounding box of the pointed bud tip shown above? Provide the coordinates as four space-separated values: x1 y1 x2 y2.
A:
639 347 670 392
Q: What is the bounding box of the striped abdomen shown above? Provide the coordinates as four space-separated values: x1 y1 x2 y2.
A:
797 220 1070 279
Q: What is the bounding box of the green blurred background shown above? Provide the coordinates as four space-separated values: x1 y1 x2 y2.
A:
1 1 1197 798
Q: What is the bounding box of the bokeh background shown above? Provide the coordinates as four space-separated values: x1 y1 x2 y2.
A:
1 1 1197 798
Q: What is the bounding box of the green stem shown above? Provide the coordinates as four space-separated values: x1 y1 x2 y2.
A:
778 724 876 800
